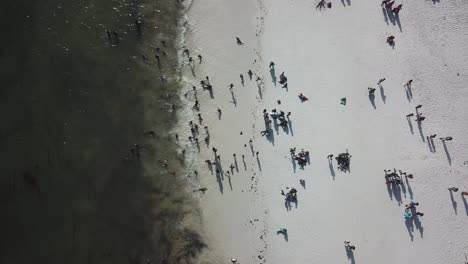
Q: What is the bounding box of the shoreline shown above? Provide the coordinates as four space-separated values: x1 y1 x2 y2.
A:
176 0 268 262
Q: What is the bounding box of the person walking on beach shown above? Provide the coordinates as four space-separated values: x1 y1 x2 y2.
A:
405 79 413 88
240 74 244 83
228 83 234 90
448 187 459 192
406 113 414 118
248 69 253 80
393 4 402 14
198 54 202 63
269 61 275 69
236 37 244 45
415 104 422 109
440 136 453 141
377 78 386 85
368 87 376 95
386 35 395 46
413 212 424 217
344 241 356 250
415 116 425 122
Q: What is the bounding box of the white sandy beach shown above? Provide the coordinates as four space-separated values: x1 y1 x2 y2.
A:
178 0 468 263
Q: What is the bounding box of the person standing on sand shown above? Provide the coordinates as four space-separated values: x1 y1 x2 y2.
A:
248 69 253 80
413 212 424 217
448 187 459 192
197 54 202 63
240 74 244 82
344 241 356 250
405 79 413 88
440 136 453 141
269 61 275 69
368 87 376 95
406 113 414 118
377 78 386 85
416 116 425 122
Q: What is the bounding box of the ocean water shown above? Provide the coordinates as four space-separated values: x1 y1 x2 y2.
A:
0 0 205 263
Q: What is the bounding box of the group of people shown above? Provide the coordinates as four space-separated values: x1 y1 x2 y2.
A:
384 169 411 185
333 151 352 172
404 199 424 219
290 147 310 168
263 108 291 129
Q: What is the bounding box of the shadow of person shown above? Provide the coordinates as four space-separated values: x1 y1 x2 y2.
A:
215 171 224 194
328 160 335 180
417 120 425 142
462 195 468 216
386 183 394 201
276 230 289 241
406 116 414 134
230 91 237 106
368 93 376 109
379 85 386 103
234 158 239 173
287 119 295 136
413 215 424 238
386 7 396 24
449 191 458 214
189 63 196 77
382 7 389 25
345 247 356 264
226 175 233 191
391 183 403 205
430 138 437 152
405 218 414 241
291 157 297 173
270 68 277 86
442 141 452 165
405 87 412 102
427 136 434 152
266 127 275 146
395 14 402 32
284 198 292 211
404 177 414 199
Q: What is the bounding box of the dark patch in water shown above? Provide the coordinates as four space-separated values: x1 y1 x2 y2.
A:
0 0 206 263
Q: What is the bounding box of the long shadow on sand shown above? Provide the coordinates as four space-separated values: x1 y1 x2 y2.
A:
328 159 335 180
442 141 452 165
345 247 356 264
449 190 457 214
270 68 277 86
368 93 376 109
406 116 414 134
287 119 295 136
462 195 468 216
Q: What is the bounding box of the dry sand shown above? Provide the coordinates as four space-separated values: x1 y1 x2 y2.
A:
178 0 468 263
